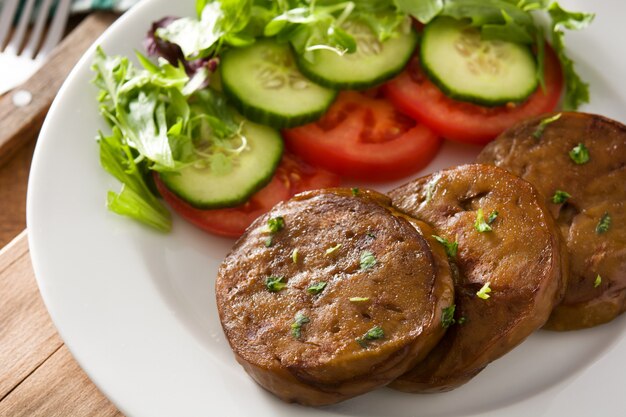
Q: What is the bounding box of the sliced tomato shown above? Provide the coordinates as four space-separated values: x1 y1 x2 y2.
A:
383 44 564 145
155 152 340 237
282 90 442 182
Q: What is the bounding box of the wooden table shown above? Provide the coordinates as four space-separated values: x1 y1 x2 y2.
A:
0 13 124 416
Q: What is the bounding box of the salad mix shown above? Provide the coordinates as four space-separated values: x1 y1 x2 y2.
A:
92 0 593 234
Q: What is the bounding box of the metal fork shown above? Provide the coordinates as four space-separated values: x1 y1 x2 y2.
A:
0 0 71 96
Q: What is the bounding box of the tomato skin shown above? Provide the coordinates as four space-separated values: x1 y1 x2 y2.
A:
383 44 564 145
155 153 340 237
282 91 442 182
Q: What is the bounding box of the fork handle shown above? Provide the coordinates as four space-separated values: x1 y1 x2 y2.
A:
0 12 117 167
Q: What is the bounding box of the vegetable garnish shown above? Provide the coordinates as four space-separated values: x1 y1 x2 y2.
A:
410 1 593 110
457 316 467 325
552 190 572 204
267 216 285 233
307 281 327 295
155 0 593 111
98 130 172 232
291 248 299 263
349 297 370 303
360 251 377 271
433 235 458 258
474 208 493 233
356 326 384 348
265 1 410 63
291 312 310 339
533 113 562 139
92 46 249 231
548 3 595 109
476 282 492 300
569 143 590 164
596 213 612 234
487 210 498 225
441 305 456 328
155 0 266 60
351 187 360 196
266 276 287 292
325 244 342 256
594 274 602 288
265 216 285 247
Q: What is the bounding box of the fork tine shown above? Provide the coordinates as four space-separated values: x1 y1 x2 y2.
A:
6 0 36 55
0 0 19 49
23 0 55 59
38 0 71 60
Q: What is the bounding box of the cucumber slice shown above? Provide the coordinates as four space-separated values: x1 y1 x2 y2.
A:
421 17 538 106
158 120 283 209
297 20 419 90
220 40 337 129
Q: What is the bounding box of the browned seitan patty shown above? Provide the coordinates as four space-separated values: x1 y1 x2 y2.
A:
389 164 567 392
477 112 626 330
216 188 454 406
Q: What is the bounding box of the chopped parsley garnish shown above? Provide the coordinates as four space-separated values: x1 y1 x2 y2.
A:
596 212 611 234
360 251 377 271
291 248 299 263
264 216 285 247
351 187 360 196
267 216 285 233
474 208 493 233
307 281 327 295
441 305 456 328
325 243 342 256
552 190 572 204
533 113 562 139
457 317 467 325
594 274 602 288
349 297 370 303
487 210 498 225
266 276 287 292
432 235 458 258
476 282 492 300
569 143 590 164
356 326 384 348
291 312 310 339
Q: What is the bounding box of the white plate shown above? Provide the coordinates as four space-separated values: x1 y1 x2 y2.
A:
27 1 626 416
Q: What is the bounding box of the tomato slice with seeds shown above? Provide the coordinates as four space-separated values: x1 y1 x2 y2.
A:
155 152 340 237
282 90 442 182
383 44 564 145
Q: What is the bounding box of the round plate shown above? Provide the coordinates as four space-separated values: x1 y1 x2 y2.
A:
27 0 626 416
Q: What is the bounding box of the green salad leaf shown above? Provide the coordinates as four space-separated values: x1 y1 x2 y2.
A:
548 2 595 109
156 0 593 110
394 0 443 23
266 0 408 62
99 128 172 232
156 0 264 59
408 0 594 110
92 47 247 231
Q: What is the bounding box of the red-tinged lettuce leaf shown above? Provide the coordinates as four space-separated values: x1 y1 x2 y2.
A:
144 16 219 83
